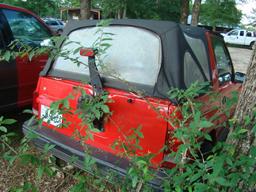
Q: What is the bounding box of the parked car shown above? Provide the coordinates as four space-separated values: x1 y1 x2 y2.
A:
222 29 256 49
0 4 52 112
22 19 244 189
43 18 64 35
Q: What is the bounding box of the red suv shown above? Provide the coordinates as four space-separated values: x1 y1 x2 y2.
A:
0 4 52 112
23 20 243 187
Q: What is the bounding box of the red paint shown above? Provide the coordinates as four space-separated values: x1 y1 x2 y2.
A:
0 4 51 108
35 77 171 166
16 54 48 108
32 31 243 169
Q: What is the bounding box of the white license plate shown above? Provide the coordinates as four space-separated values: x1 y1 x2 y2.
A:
40 105 62 127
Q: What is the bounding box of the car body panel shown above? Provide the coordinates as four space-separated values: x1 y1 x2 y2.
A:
36 77 170 166
0 3 51 111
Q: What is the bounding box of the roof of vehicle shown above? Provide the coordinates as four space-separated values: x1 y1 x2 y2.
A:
42 19 213 99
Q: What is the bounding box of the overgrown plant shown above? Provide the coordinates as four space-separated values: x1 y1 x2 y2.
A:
1 19 256 192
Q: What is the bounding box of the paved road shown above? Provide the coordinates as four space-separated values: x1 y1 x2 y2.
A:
228 46 253 73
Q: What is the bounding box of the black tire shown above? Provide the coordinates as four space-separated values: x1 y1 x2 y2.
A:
57 29 63 35
250 41 255 50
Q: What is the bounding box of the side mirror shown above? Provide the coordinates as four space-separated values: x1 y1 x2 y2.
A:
234 72 246 83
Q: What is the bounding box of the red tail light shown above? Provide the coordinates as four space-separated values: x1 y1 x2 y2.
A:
80 48 97 57
32 91 39 116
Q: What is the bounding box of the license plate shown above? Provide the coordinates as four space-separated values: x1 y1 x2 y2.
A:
40 105 62 127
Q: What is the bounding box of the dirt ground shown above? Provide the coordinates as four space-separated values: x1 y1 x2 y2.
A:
228 46 253 73
0 47 253 191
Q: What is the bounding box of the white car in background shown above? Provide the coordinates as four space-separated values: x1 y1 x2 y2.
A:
222 29 256 49
43 18 65 35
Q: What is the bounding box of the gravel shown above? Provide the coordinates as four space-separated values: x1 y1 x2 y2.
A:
228 46 253 73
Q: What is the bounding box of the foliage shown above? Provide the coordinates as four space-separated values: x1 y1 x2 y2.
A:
93 0 182 21
1 0 79 17
2 0 180 21
1 20 256 192
200 0 242 28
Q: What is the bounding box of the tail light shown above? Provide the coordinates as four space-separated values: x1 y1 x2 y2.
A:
32 91 39 116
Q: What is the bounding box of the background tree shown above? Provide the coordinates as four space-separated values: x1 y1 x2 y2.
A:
180 0 189 24
80 0 91 19
200 0 242 30
191 0 201 26
93 0 181 21
1 0 63 17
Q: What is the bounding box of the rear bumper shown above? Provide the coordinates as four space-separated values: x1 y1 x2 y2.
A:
22 120 166 191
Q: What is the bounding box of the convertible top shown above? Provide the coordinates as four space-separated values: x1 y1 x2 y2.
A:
41 19 212 99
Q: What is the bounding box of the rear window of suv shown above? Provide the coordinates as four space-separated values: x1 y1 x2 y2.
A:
51 26 162 87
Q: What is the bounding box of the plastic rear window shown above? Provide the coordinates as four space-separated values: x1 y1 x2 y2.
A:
51 26 162 86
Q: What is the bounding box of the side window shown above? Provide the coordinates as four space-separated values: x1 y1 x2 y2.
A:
51 21 58 26
239 31 244 36
2 9 50 45
46 20 58 26
183 34 210 88
228 30 238 36
246 32 252 37
211 37 233 85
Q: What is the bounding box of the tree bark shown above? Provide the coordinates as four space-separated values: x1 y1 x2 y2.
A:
191 0 201 26
226 44 256 190
80 0 91 20
227 45 256 155
180 0 189 24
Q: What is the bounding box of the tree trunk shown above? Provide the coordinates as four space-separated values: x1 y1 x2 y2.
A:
212 25 216 32
122 5 127 19
226 44 256 190
191 0 201 26
180 0 189 24
117 9 121 19
80 0 91 19
227 46 256 155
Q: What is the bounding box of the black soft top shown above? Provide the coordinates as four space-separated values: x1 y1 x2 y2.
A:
41 19 212 99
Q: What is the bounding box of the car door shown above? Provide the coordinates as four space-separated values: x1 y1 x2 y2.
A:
46 20 59 32
0 9 18 111
225 30 239 44
237 30 245 45
210 35 241 137
1 8 51 108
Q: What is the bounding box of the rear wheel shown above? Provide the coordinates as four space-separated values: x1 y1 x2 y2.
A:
57 29 63 35
250 41 255 49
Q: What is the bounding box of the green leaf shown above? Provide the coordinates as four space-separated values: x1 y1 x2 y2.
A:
101 105 110 113
2 118 16 125
0 126 7 133
132 175 138 188
199 120 213 128
3 51 11 61
37 166 44 180
214 177 231 187
43 144 55 153
237 128 247 134
204 133 212 141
